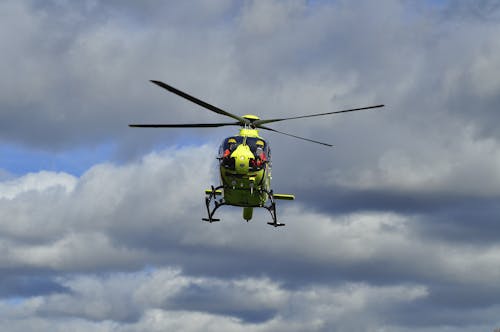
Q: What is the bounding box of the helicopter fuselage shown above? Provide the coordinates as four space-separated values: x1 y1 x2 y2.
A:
204 126 293 225
218 129 271 217
220 151 270 206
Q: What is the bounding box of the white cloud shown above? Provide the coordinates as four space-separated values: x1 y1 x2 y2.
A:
0 171 76 200
0 145 215 267
1 144 499 286
0 144 499 331
331 126 500 196
0 267 428 332
2 1 500 331
239 0 305 36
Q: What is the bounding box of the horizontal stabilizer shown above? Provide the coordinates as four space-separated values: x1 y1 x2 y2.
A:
273 194 295 200
205 189 222 196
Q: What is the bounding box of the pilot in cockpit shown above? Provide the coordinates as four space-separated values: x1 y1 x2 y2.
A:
253 140 267 167
223 138 237 158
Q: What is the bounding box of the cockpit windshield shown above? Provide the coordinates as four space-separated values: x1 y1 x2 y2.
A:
219 136 271 170
219 136 243 156
247 137 267 155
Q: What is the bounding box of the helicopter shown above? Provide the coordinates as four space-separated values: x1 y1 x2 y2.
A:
130 80 384 227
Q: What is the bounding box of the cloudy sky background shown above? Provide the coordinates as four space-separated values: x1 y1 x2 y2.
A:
2 0 500 331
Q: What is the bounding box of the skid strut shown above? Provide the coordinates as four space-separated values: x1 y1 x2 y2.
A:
264 190 285 227
202 185 225 223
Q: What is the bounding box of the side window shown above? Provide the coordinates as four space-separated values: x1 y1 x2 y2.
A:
218 142 225 158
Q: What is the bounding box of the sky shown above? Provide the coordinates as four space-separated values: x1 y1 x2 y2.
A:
2 0 500 331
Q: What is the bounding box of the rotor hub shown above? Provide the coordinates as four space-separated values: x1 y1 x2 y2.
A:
242 114 260 122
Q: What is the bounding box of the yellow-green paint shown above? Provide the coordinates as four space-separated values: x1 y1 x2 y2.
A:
214 129 294 222
205 189 222 196
220 142 271 209
243 207 253 221
238 128 260 138
242 114 260 121
232 144 256 174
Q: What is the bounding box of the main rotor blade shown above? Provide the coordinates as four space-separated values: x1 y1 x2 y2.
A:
254 104 384 126
150 80 247 124
129 122 241 128
259 125 334 147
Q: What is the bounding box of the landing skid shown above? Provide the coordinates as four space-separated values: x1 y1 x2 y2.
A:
202 185 225 223
264 190 285 228
203 186 285 227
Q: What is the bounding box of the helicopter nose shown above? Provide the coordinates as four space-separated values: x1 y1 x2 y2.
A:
235 155 249 174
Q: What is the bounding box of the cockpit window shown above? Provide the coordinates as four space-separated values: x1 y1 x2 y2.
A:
219 136 244 158
218 136 271 170
248 137 269 170
246 137 269 160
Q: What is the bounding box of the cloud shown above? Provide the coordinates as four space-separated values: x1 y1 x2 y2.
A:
0 146 499 330
0 171 75 198
0 0 237 150
0 146 213 267
3 0 500 331
1 0 499 152
0 266 428 331
332 127 500 197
